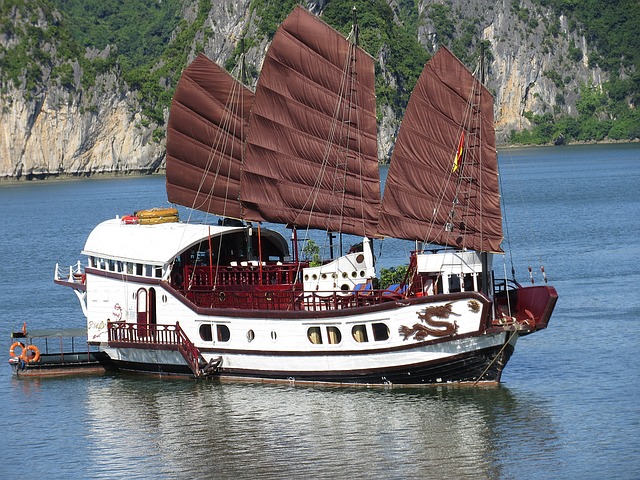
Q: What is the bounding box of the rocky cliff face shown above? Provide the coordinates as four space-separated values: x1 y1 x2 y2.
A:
0 0 603 180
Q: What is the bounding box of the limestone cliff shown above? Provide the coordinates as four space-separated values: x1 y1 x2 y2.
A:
0 0 605 180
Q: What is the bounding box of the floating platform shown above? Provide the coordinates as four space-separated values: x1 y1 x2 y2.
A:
8 327 111 377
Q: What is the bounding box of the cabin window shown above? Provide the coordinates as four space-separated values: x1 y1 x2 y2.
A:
448 274 461 293
352 325 368 343
326 326 341 344
127 263 134 274
247 330 255 342
372 323 389 341
155 267 162 278
271 331 277 341
136 264 143 275
145 265 153 277
463 273 475 292
199 324 213 342
307 327 322 344
216 325 230 342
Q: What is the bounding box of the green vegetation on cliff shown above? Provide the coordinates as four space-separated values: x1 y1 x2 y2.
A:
511 0 640 144
1 0 638 144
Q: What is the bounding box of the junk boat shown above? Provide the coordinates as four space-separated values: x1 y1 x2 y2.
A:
54 6 557 385
8 324 109 377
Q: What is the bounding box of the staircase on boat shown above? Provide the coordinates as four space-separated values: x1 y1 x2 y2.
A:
107 322 220 378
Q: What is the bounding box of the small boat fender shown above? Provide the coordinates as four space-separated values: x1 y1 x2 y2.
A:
24 345 40 363
9 341 25 359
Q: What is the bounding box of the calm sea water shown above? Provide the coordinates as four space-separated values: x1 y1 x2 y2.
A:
1 144 639 479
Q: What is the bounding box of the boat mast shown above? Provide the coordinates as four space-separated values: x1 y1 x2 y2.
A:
479 42 492 297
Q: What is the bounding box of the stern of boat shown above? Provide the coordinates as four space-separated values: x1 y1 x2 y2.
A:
54 261 88 316
497 284 558 334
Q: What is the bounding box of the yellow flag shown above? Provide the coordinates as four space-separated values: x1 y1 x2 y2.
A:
452 132 465 172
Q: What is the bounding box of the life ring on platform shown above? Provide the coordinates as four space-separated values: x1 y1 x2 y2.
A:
9 341 25 359
219 292 226 302
24 345 40 363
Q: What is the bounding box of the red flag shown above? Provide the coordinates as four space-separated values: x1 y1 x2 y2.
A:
452 131 465 172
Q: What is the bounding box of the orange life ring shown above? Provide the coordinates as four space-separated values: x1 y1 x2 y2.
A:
9 341 25 359
24 345 40 363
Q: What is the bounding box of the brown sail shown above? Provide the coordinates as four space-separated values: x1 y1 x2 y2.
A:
166 54 260 221
378 47 503 253
241 6 380 237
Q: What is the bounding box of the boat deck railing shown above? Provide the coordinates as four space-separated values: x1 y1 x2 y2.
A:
182 286 408 311
54 261 86 286
107 322 203 375
178 262 307 290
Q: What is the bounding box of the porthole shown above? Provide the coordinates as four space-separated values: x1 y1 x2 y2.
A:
351 271 357 278
341 284 349 291
359 270 365 277
326 326 342 344
356 253 365 264
312 274 318 280
247 329 255 342
372 323 389 341
307 326 322 344
352 325 368 343
304 274 309 281
342 272 348 278
217 324 230 342
199 324 213 342
321 273 327 280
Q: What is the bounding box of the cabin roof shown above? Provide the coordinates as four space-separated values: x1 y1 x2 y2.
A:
82 218 244 265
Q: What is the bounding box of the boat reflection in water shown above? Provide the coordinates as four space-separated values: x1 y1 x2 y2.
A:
83 378 557 478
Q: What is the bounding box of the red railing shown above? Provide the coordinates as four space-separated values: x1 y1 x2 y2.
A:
179 263 307 289
107 322 202 376
182 287 406 311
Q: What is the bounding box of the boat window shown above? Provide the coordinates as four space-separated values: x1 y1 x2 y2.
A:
326 326 341 344
307 327 322 344
352 325 368 343
155 267 162 278
136 264 143 275
463 273 475 292
127 263 134 274
448 274 461 293
247 330 255 342
145 265 153 277
372 323 389 341
199 324 213 342
217 325 230 342
271 331 277 341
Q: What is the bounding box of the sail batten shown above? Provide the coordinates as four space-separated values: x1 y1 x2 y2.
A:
166 53 260 220
379 47 503 253
241 6 380 237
